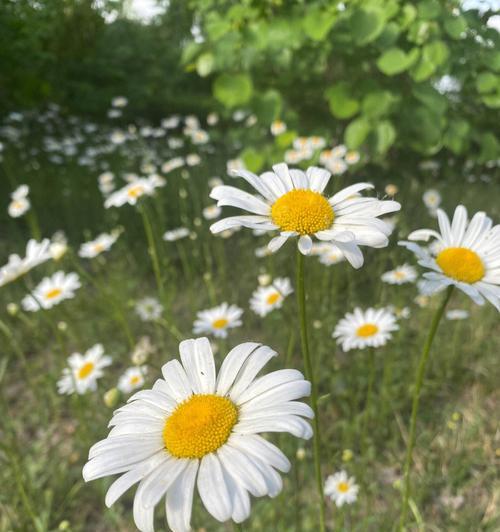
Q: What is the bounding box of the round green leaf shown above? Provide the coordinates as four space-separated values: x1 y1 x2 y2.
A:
374 120 396 154
345 118 371 149
476 72 498 94
213 73 253 108
444 16 467 39
303 8 336 41
241 147 264 173
196 53 214 77
351 8 385 45
325 83 360 119
377 47 419 75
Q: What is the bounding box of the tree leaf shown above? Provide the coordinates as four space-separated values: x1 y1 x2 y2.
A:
345 118 371 149
213 73 253 107
350 8 385 45
325 83 360 119
377 47 419 75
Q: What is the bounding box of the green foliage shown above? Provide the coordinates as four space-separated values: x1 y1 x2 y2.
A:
185 0 500 170
213 73 254 107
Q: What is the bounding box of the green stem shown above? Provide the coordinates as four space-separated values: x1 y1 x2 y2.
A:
296 249 326 532
399 285 454 530
361 347 376 455
140 205 166 303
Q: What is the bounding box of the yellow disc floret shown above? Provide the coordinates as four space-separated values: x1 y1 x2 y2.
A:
266 292 281 305
45 288 62 300
337 482 350 493
78 362 94 379
212 318 228 329
271 189 334 235
163 394 238 459
436 247 484 284
356 324 379 338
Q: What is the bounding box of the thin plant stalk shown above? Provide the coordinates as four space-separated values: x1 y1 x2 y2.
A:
361 347 376 455
140 204 166 303
296 249 326 532
399 285 454 529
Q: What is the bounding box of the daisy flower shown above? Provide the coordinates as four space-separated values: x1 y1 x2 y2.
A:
345 150 360 165
270 120 287 136
112 96 128 108
8 184 30 218
83 338 312 531
312 243 345 266
333 307 399 351
422 189 441 211
135 297 163 322
163 227 190 242
22 271 81 311
324 470 359 507
381 264 418 285
0 239 51 288
399 205 500 311
193 303 243 338
210 163 400 266
57 344 111 395
79 232 119 259
446 309 469 320
104 178 155 208
118 366 148 394
161 157 185 174
202 205 221 220
250 278 293 317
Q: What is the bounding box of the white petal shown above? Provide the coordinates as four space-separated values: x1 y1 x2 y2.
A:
211 185 271 215
307 166 331 193
298 235 313 255
216 342 261 396
218 445 268 496
329 183 374 205
179 338 216 394
236 369 304 405
197 454 233 522
161 360 192 402
229 434 291 473
166 460 199 532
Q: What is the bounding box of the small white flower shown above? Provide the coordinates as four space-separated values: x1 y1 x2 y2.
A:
110 130 127 144
324 470 359 507
207 112 219 126
381 264 418 285
163 227 190 242
162 115 180 129
191 130 209 145
193 303 243 338
79 232 119 259
117 366 147 394
345 150 360 165
446 309 469 320
422 189 442 210
0 239 51 287
333 307 399 351
313 243 345 266
250 278 293 317
202 204 221 220
186 153 201 166
57 344 111 395
161 157 185 174
135 297 163 322
111 96 128 108
270 120 287 136
104 178 155 208
22 271 81 311
8 184 31 218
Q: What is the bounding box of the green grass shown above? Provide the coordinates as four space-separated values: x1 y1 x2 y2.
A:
1 143 499 532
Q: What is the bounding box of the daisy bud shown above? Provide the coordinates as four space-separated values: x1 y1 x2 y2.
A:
57 321 68 331
342 449 353 462
58 520 70 530
258 274 271 286
385 184 399 196
103 388 119 408
6 302 18 316
296 447 306 461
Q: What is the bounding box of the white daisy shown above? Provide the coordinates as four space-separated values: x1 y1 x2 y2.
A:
161 157 185 174
118 366 148 394
79 232 119 259
324 470 359 507
82 338 312 532
381 264 418 285
446 309 469 320
112 96 128 108
0 239 51 287
193 303 243 338
135 297 163 322
325 158 348 176
22 271 81 311
163 227 190 242
202 205 221 220
345 151 360 165
333 307 399 351
8 184 31 218
422 189 441 210
399 205 500 311
186 154 201 166
250 278 293 317
313 243 345 266
57 344 112 395
270 120 287 136
207 112 219 126
210 163 400 266
104 178 155 208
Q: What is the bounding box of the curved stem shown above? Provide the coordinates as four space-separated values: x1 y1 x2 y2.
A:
399 285 454 530
296 249 326 532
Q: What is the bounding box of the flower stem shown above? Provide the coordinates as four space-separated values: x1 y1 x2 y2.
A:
399 285 454 530
140 205 166 303
361 347 376 455
296 249 325 532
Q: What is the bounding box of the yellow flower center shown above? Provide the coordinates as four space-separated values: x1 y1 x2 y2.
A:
127 185 144 198
356 323 379 338
93 243 105 253
395 271 406 279
266 292 281 305
337 481 349 493
163 394 238 458
271 189 334 235
212 318 228 329
436 247 485 284
130 375 140 385
78 362 94 379
45 288 62 300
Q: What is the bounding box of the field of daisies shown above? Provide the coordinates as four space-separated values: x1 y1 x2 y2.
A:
1 101 498 532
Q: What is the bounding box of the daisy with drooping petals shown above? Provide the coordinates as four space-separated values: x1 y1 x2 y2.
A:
79 232 119 259
22 271 81 311
163 227 190 242
8 184 31 218
193 303 243 338
57 344 112 395
83 338 312 532
104 178 155 208
250 277 293 317
0 239 51 288
333 307 399 351
399 205 500 311
324 470 359 507
210 163 400 266
118 366 148 394
381 264 418 285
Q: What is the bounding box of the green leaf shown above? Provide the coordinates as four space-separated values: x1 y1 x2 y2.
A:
213 73 253 108
482 93 500 108
275 131 297 149
413 85 448 115
417 0 441 19
196 53 214 77
476 72 498 94
345 118 371 149
443 119 470 154
399 4 417 29
410 41 449 81
377 47 419 75
325 83 360 119
362 90 397 118
241 147 264 173
351 8 385 45
303 7 336 41
478 132 500 162
374 120 396 154
181 42 202 65
443 16 467 39
253 90 283 123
